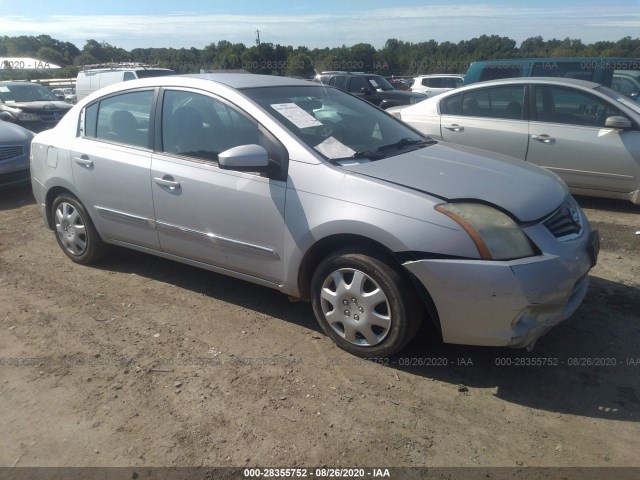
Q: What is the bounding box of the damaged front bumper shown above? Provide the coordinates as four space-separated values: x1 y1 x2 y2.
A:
402 229 596 348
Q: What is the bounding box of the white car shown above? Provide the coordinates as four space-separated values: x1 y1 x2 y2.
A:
410 74 464 97
390 77 640 204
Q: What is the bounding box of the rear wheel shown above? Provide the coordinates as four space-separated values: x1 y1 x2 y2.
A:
52 194 109 264
311 250 423 358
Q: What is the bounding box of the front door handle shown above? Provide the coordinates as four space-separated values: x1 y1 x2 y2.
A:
154 176 181 190
444 124 464 132
74 155 93 168
531 134 555 143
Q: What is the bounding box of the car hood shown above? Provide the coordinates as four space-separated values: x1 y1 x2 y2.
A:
340 143 567 222
0 121 34 143
1 101 73 111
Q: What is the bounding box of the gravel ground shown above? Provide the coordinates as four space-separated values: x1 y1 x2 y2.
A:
0 185 638 471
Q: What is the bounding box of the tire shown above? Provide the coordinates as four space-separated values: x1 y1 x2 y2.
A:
51 194 109 265
311 249 423 358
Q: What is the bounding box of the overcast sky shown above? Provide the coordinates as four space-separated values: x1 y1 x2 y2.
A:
1 0 639 50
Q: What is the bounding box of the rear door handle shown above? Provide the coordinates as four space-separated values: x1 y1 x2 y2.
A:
154 176 181 190
531 134 555 143
74 155 93 167
444 124 464 132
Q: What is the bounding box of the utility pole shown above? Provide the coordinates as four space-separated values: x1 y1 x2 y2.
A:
255 29 262 74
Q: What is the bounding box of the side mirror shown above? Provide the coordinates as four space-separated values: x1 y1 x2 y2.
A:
218 144 269 172
361 87 372 95
604 116 632 130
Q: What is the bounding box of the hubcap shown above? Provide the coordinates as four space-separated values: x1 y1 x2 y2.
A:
55 202 87 255
320 268 391 347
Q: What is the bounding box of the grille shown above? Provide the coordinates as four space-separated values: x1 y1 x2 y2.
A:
0 145 24 162
544 200 582 240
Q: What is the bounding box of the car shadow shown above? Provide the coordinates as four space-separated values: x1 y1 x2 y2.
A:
394 274 640 422
96 246 323 334
97 247 640 423
574 195 640 214
0 184 35 211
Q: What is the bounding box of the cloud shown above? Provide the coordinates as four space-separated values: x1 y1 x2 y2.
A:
2 4 639 50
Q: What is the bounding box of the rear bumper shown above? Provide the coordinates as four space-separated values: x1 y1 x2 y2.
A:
403 234 594 347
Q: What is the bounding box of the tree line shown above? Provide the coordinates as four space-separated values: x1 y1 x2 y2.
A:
1 34 639 81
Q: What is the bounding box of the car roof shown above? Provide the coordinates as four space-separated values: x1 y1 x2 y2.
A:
414 74 465 78
78 73 324 104
0 81 43 86
449 76 602 92
183 73 318 89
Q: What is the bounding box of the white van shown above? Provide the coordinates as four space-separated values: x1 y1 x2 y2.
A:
76 63 175 102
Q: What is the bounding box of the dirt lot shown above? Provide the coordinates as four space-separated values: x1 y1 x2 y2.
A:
0 186 639 470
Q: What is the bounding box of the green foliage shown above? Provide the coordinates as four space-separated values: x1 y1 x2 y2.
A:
0 34 639 81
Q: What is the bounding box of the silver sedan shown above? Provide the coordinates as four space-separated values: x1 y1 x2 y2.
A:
30 74 598 357
389 77 640 205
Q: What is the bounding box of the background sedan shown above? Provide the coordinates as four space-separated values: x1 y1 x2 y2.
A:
389 77 640 205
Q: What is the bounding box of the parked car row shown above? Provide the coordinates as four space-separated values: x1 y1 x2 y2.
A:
51 87 77 104
29 73 598 358
313 71 427 108
0 81 73 133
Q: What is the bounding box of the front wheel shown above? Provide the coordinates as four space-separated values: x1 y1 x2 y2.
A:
311 250 423 358
52 194 109 264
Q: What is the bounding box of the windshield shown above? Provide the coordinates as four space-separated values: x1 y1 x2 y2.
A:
243 85 432 161
596 85 640 114
0 83 59 103
367 75 395 91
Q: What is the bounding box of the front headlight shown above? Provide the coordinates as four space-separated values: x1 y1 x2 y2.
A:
436 203 536 260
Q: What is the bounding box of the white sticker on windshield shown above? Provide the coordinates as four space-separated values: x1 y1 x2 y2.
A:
314 136 356 159
368 79 379 88
0 86 10 92
271 103 322 129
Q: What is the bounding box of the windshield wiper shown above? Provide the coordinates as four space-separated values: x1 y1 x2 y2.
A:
347 138 433 161
351 150 385 160
377 137 433 152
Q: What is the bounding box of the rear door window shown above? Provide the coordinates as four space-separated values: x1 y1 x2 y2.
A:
459 86 525 120
441 93 462 115
84 90 154 148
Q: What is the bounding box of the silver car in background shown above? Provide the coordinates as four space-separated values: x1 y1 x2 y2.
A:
389 77 640 204
30 74 598 357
